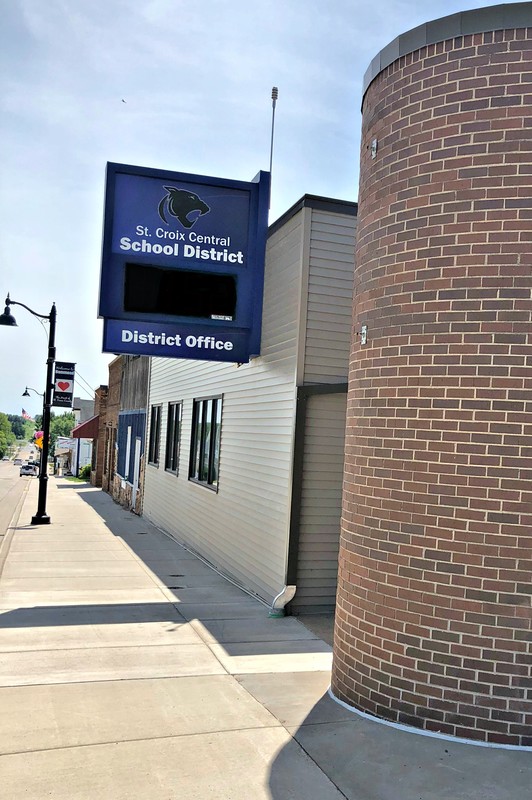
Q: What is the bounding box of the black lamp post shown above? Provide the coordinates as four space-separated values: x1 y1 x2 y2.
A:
1 294 56 524
22 387 45 478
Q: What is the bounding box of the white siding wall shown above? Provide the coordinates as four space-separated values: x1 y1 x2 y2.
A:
291 392 347 613
303 209 357 383
143 211 305 603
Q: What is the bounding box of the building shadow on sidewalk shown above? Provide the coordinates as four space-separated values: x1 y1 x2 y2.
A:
0 602 186 628
9 482 333 663
265 682 532 800
4 482 531 799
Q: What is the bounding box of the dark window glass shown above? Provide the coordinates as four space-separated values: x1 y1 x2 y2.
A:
165 402 182 473
148 405 161 465
124 264 236 320
189 397 222 489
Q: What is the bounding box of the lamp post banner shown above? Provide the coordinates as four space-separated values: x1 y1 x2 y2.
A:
53 361 75 408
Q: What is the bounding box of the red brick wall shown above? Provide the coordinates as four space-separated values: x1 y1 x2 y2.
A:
91 386 108 488
102 357 122 494
332 27 532 745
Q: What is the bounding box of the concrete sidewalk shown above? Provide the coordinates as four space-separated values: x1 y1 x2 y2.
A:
0 478 529 799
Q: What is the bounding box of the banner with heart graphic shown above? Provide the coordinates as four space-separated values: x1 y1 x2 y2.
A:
53 362 76 408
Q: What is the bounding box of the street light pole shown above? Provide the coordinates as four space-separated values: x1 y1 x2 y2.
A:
0 294 56 524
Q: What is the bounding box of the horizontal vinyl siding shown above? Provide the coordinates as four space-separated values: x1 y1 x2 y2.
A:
143 213 304 604
291 392 347 613
303 210 356 384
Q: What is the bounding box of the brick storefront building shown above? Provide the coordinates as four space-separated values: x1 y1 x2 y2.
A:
90 385 108 487
332 4 532 745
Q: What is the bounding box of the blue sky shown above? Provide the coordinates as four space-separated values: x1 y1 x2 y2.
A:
0 0 510 415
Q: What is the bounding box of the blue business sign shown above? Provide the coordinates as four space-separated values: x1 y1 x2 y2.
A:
99 162 270 363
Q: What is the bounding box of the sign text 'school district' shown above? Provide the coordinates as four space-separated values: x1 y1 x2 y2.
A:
119 230 244 265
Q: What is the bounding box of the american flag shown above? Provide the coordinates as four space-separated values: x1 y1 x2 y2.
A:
22 409 33 421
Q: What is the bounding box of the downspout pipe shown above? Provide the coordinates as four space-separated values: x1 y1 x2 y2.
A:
269 584 296 617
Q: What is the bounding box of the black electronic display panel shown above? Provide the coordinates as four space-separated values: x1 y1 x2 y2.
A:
124 263 237 320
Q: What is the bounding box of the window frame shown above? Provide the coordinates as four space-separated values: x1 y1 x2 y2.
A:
188 396 223 490
147 404 162 466
124 425 132 480
165 401 182 474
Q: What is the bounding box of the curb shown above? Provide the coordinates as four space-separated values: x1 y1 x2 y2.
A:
0 479 32 579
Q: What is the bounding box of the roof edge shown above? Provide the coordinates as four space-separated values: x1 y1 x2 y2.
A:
72 414 100 439
362 2 532 103
268 194 357 238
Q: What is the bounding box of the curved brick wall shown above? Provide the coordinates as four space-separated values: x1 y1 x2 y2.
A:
332 11 532 745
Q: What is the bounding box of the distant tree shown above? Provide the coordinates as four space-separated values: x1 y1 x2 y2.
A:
49 411 76 453
6 414 34 441
29 411 77 455
0 412 16 458
7 414 25 438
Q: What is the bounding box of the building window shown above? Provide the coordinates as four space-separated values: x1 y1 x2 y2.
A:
165 402 182 474
189 397 222 489
148 405 161 466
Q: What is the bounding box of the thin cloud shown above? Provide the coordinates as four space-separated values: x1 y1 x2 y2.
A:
0 0 514 413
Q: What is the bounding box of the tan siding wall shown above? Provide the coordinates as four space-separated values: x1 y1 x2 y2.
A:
291 392 347 613
143 213 304 603
303 209 356 383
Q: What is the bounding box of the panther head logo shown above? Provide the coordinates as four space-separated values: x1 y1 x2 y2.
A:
158 186 210 229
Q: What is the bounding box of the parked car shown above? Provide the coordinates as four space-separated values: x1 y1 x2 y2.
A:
14 458 23 465
2 456 9 461
20 463 38 476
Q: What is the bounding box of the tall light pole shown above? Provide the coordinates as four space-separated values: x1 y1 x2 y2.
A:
1 294 56 524
269 86 278 210
269 86 278 174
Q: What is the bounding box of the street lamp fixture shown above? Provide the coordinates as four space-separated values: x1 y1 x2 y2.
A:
1 294 56 524
22 386 44 398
